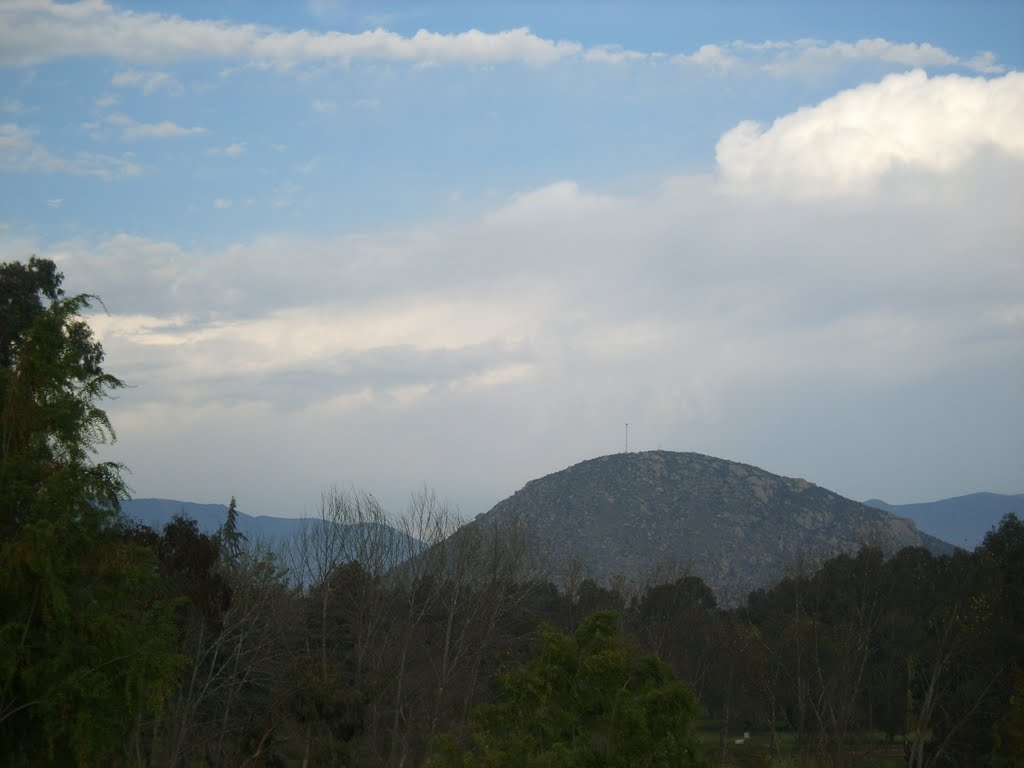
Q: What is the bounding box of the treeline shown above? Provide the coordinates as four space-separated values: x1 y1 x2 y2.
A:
2 257 1022 767
8 487 1023 766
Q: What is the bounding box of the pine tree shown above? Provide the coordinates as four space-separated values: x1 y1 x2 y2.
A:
219 495 248 565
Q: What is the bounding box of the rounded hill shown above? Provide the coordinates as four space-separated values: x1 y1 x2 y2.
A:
472 450 952 605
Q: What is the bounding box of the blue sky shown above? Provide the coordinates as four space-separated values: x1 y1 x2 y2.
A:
2 1 1022 519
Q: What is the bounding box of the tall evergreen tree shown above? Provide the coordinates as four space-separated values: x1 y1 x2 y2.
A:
0 258 183 766
218 495 248 565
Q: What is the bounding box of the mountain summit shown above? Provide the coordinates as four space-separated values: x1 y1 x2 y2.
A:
473 451 953 605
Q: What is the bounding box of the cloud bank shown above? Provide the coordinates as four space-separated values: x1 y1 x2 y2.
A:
17 65 1018 514
2 44 1019 516
0 1 580 68
0 2 1002 77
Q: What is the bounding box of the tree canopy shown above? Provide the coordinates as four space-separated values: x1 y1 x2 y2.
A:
428 610 703 768
0 257 183 766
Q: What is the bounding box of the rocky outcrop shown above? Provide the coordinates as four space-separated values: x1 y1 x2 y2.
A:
470 451 953 606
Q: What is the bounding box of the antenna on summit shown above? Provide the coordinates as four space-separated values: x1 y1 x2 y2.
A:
625 422 629 453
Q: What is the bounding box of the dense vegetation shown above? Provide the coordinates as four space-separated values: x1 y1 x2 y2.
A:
1 258 1021 767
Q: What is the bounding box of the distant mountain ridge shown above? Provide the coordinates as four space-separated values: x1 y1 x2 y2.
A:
465 451 954 606
120 498 425 561
864 492 1024 550
121 498 309 542
125 470 1007 606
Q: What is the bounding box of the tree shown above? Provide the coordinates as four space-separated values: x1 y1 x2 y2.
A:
632 575 718 702
1 257 127 534
218 495 248 566
130 516 295 768
428 611 703 768
0 257 183 765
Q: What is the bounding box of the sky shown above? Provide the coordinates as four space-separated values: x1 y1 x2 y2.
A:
1 1 1022 520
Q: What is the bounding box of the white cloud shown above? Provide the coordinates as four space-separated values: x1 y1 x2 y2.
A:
672 38 1002 78
95 94 119 108
111 69 182 95
0 1 581 68
673 44 742 73
47 197 63 208
716 70 1024 196
207 141 247 157
760 38 960 77
49 161 1022 397
311 99 335 113
213 198 232 209
106 113 207 140
4 46 1019 515
14 128 1021 514
0 122 141 178
0 122 63 173
583 45 646 64
2 2 998 80
965 51 1003 75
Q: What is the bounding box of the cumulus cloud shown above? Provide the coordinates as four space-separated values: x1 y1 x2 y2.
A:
716 70 1024 195
0 122 141 178
106 113 207 140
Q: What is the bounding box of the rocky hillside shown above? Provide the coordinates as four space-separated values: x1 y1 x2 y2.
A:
471 451 953 606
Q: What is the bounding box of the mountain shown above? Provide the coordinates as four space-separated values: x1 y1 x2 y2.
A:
864 492 1024 550
466 451 954 606
121 498 309 542
120 498 425 561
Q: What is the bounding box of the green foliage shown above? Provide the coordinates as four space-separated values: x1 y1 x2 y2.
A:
428 611 703 768
218 495 248 566
0 258 184 766
1 258 127 535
